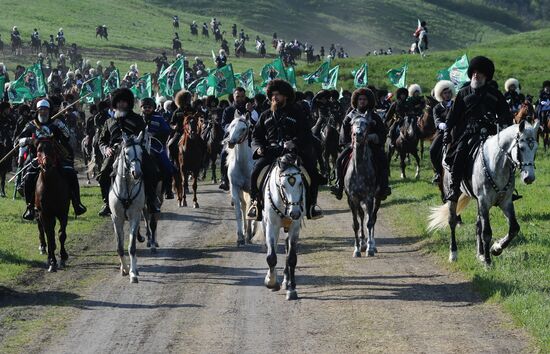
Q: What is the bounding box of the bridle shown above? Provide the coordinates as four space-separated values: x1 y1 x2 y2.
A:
113 139 143 210
267 161 304 219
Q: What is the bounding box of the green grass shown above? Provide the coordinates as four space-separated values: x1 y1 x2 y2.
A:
382 149 550 352
0 182 105 285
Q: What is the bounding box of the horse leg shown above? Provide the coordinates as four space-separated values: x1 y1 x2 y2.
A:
150 213 159 251
233 188 245 246
350 199 361 258
357 204 366 253
478 202 493 266
476 214 483 259
37 220 46 254
181 171 188 207
42 215 58 272
112 215 128 276
491 201 520 256
399 150 407 179
366 198 381 256
0 171 6 197
128 215 140 283
413 150 421 179
58 215 69 268
211 157 217 184
285 234 298 300
192 173 199 208
448 201 459 262
264 222 280 290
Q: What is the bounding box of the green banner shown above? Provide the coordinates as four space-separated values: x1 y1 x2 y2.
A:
207 63 236 97
130 73 152 100
8 63 47 103
234 69 255 98
352 63 368 88
158 58 185 98
260 58 288 87
286 66 297 90
322 65 339 90
303 61 330 85
387 62 408 88
80 76 103 104
103 68 120 96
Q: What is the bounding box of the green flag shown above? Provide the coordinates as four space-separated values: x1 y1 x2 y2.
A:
8 63 47 103
436 69 451 81
322 65 339 90
234 69 255 98
352 63 368 88
303 61 330 85
80 76 103 104
158 58 185 97
130 73 152 100
260 58 287 86
448 54 469 88
286 66 297 89
195 78 209 97
387 62 408 88
207 63 235 97
103 68 120 95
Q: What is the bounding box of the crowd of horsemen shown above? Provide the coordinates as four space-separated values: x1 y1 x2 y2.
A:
0 52 550 227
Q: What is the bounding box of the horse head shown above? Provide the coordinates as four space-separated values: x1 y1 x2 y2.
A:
121 132 144 180
36 139 58 171
184 114 200 139
351 115 370 147
514 120 539 184
276 155 305 220
226 115 249 148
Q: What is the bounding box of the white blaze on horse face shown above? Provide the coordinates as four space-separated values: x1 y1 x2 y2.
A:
518 126 538 184
280 171 303 220
227 118 247 147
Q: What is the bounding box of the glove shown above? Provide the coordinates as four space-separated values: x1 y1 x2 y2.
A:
18 137 32 146
438 123 447 130
283 140 296 151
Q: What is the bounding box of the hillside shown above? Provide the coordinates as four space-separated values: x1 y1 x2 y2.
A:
0 0 543 59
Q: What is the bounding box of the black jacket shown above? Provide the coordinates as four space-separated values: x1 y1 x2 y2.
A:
339 109 387 148
433 102 452 128
99 111 145 152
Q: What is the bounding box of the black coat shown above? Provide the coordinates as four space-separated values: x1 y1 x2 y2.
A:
99 111 145 151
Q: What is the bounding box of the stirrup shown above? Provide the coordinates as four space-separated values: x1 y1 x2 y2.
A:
308 205 324 220
247 202 258 220
22 205 35 221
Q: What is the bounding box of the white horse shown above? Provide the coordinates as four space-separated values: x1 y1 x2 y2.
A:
428 121 539 266
418 30 428 57
109 132 146 283
225 114 257 246
263 154 306 300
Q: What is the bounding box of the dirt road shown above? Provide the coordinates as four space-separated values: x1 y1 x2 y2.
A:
1 185 531 353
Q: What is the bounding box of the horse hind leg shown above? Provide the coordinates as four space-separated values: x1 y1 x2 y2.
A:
366 198 381 256
478 204 493 266
58 215 69 268
264 223 280 291
284 237 298 300
112 216 128 276
128 216 140 283
42 216 58 272
192 174 199 208
491 201 520 257
357 205 367 253
448 201 459 262
233 189 245 246
350 201 362 258
37 219 47 254
413 150 421 179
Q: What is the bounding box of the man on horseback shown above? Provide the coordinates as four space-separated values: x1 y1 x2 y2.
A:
19 99 87 220
141 97 174 200
443 56 512 202
430 80 455 184
386 87 410 148
331 88 391 200
504 78 521 114
536 81 550 122
247 79 323 220
97 88 160 216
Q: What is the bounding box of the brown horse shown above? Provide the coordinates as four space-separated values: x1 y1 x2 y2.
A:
416 96 437 158
176 114 206 208
201 114 224 183
514 101 536 124
35 139 70 272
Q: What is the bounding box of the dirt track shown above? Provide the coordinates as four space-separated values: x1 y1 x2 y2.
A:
1 184 531 353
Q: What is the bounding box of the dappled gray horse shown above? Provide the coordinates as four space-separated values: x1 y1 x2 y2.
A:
429 120 539 266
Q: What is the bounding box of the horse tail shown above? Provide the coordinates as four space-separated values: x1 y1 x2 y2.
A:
427 194 471 232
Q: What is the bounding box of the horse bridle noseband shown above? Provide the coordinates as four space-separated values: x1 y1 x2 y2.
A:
267 164 304 219
113 140 143 210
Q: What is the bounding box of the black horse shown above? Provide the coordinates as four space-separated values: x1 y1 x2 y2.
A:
388 115 420 179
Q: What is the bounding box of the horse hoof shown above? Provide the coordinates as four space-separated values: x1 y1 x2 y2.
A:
286 290 298 300
147 241 151 247
281 282 288 290
86 180 91 185
353 251 361 258
130 276 139 284
137 234 145 243
449 251 458 262
237 239 245 247
193 202 199 208
182 201 187 207
59 259 66 268
121 268 128 276
267 282 280 292
154 242 159 247
48 264 57 273
360 244 367 252
367 250 375 257
490 244 503 256
151 247 157 254
400 173 405 179
39 246 46 255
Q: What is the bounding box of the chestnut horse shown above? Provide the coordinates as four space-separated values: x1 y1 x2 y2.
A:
416 96 438 159
176 114 206 207
35 139 70 272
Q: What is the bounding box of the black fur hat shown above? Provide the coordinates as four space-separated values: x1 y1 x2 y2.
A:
0 101 11 112
543 81 550 88
140 97 156 108
266 79 295 103
395 87 409 99
351 88 375 109
467 56 495 81
112 88 134 110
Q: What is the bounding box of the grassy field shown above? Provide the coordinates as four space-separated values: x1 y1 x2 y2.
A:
383 148 550 352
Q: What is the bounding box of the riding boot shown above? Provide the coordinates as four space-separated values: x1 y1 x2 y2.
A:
66 169 87 216
330 161 344 200
306 185 323 220
164 175 174 200
22 173 37 221
219 150 229 191
98 179 111 216
374 148 391 200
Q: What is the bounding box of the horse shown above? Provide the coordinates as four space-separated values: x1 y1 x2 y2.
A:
11 34 22 56
30 36 41 54
81 135 94 184
416 97 437 158
176 114 205 208
344 114 381 257
0 142 11 197
95 26 108 40
417 30 428 57
320 112 340 183
262 153 305 300
225 115 257 246
172 38 182 55
388 115 421 179
514 101 536 125
201 114 224 183
34 139 70 272
109 132 146 283
428 121 539 266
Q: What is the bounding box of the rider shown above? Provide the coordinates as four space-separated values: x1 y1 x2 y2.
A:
97 88 160 216
219 87 258 191
504 78 521 114
443 56 513 202
413 21 428 52
247 79 323 220
331 88 391 200
140 97 175 201
19 99 87 220
536 81 550 120
12 26 21 38
387 87 410 148
407 84 426 118
57 28 64 43
31 28 40 41
216 49 227 69
430 80 455 184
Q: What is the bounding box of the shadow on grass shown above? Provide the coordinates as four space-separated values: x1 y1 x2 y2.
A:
0 250 44 268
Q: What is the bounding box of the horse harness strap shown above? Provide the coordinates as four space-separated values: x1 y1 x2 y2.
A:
113 142 143 210
266 167 304 220
481 138 515 196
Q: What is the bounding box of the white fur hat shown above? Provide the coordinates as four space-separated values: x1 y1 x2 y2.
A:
433 80 455 102
163 100 173 112
504 78 520 93
408 83 422 96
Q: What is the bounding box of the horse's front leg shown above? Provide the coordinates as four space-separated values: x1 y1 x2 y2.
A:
492 201 520 256
232 188 245 246
366 198 381 256
448 201 459 262
284 230 299 300
58 215 69 268
181 171 188 207
112 215 127 276
357 204 367 253
192 173 199 208
264 220 280 291
349 199 362 258
412 150 421 179
478 203 493 266
42 216 58 272
399 151 407 179
128 214 140 283
37 219 47 255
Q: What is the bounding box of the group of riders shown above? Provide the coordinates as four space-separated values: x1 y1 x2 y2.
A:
1 51 549 232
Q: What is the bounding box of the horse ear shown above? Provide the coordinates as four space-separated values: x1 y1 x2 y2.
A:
519 119 526 133
533 120 540 133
